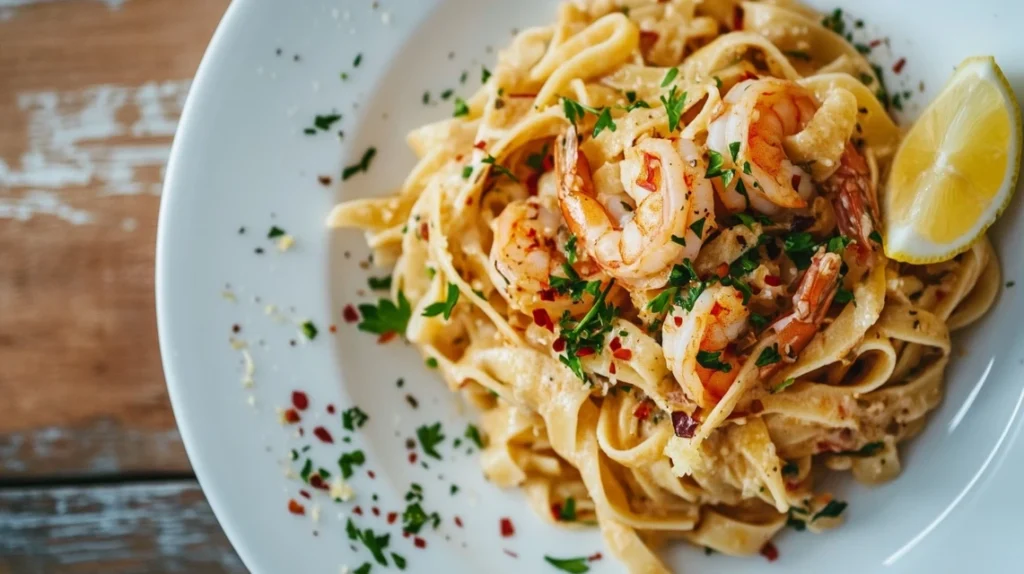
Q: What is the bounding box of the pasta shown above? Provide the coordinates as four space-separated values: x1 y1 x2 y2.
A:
328 1 1001 571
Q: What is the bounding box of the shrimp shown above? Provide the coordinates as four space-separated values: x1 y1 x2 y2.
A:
706 78 819 214
488 197 605 315
768 248 843 373
663 284 750 408
555 124 716 290
820 142 880 265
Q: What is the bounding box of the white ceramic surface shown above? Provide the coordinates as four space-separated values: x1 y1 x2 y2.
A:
156 1 1024 572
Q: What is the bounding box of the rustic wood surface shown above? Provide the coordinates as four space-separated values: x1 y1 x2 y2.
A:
0 0 239 571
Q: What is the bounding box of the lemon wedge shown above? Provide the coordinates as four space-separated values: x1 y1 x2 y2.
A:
884 56 1022 264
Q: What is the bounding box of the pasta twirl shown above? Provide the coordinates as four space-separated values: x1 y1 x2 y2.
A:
328 1 1000 572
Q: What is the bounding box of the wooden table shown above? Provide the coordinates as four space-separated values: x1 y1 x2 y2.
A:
0 1 244 571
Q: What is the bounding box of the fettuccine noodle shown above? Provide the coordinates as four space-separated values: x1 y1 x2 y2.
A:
328 1 1000 571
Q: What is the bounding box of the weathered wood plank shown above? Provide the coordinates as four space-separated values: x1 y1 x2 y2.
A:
0 0 228 476
0 480 245 574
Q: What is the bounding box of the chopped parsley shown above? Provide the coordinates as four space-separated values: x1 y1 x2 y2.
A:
357 292 412 336
696 350 731 372
559 497 577 521
311 113 342 132
592 107 617 138
561 97 616 138
781 461 800 476
391 553 407 570
755 344 782 367
299 458 313 482
482 154 518 182
425 357 439 369
301 320 318 340
422 282 460 320
481 66 492 84
342 406 369 431
353 53 363 67
416 422 445 459
353 563 372 574
402 483 441 534
749 312 769 330
812 499 848 521
827 235 852 254
771 377 796 393
453 97 470 117
661 67 679 87
440 89 454 100
689 217 706 239
565 234 578 265
342 147 378 180
544 555 590 573
549 263 601 303
671 234 686 246
367 275 392 290
557 281 618 381
783 232 818 270
728 141 741 162
834 287 854 305
461 165 474 179
705 149 734 186
338 449 366 479
868 230 883 243
464 423 484 448
526 143 550 173
660 85 686 132
268 225 286 238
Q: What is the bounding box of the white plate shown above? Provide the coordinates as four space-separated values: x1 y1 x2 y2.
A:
156 1 1024 572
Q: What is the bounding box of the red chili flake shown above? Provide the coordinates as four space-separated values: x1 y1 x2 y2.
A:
869 38 883 48
671 411 698 438
414 537 427 549
353 506 363 516
525 172 540 196
312 426 333 444
378 332 397 344
542 154 553 171
552 337 566 352
309 474 329 490
291 391 309 411
935 290 947 301
732 5 743 30
283 408 301 424
791 173 802 190
288 499 306 515
318 175 332 186
532 308 554 332
634 401 652 421
368 470 376 479
465 197 474 206
454 516 464 527
419 222 430 240
387 512 398 524
503 549 519 558
609 337 622 351
474 140 487 150
342 305 360 323
609 362 617 375
326 404 336 414
408 452 418 464
760 541 779 562
749 399 764 414
575 347 595 358
588 552 603 562
372 507 380 517
893 57 907 74
538 288 556 301
612 348 633 361
674 315 683 327
764 274 782 287
329 324 337 333
500 518 515 537
550 503 562 520
297 427 304 437
299 490 311 499
639 30 659 53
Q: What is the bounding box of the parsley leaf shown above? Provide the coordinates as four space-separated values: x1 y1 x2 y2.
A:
781 461 800 476
342 406 369 431
338 449 366 479
453 97 470 117
671 234 686 246
368 275 392 290
827 235 852 254
482 154 519 182
312 113 342 131
464 423 484 448
565 235 578 265
391 553 407 570
357 291 412 336
268 225 286 238
660 86 686 132
526 143 550 173
689 217 706 239
461 165 473 179
342 147 378 180
422 282 460 320
834 287 854 304
559 497 577 521
837 441 885 457
661 66 679 87
557 281 618 381
749 312 769 331
353 563 372 574
481 66 491 84
592 107 617 138
755 344 782 367
301 321 318 340
549 263 600 303
416 422 445 459
561 97 598 126
812 499 848 521
544 556 590 573
728 141 741 162
696 350 732 372
783 232 818 270
646 288 677 313
771 377 796 393
868 230 883 243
